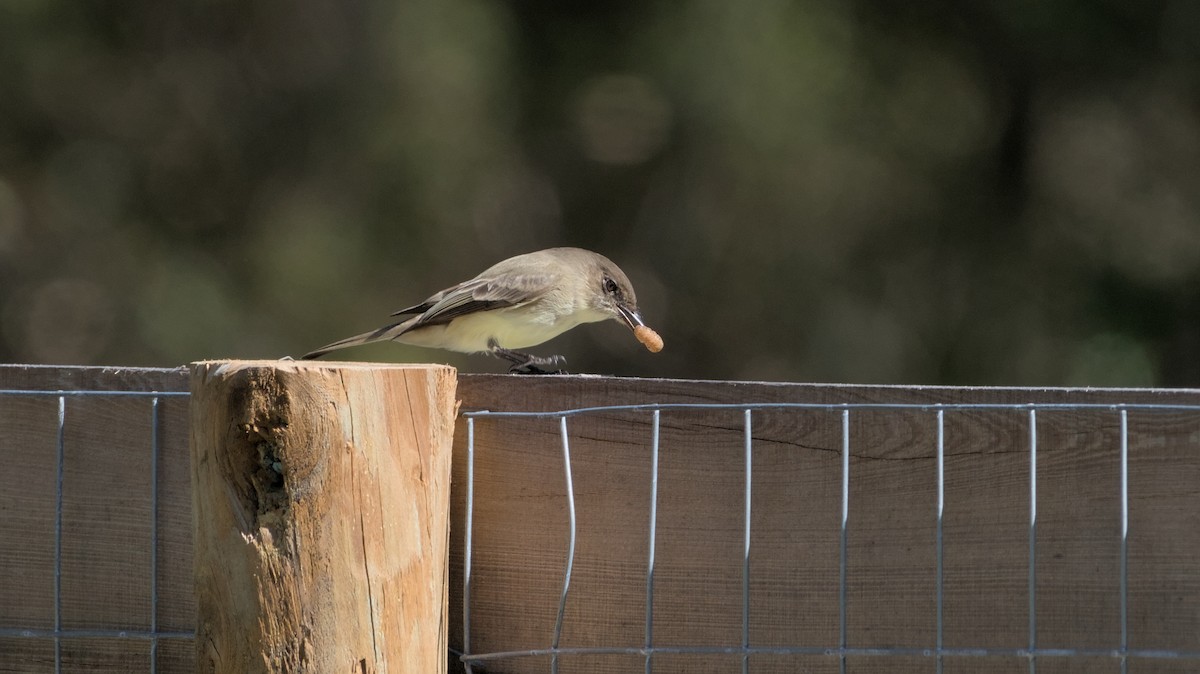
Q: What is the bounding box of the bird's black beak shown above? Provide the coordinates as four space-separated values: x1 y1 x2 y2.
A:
616 303 646 332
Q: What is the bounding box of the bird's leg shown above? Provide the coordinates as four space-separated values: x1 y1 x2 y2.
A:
488 339 566 374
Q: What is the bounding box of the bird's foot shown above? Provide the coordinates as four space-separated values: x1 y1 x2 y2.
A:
489 341 567 374
509 357 565 375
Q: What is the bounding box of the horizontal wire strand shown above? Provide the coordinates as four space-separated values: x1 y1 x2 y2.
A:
461 645 1200 662
463 401 1200 418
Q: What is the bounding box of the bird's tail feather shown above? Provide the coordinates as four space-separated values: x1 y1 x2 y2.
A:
301 319 413 360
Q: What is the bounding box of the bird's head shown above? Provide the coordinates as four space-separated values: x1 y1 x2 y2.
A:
590 263 645 332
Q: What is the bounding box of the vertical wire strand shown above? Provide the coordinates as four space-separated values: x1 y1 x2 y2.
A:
54 396 65 674
936 409 945 674
645 411 661 674
1028 409 1038 673
551 416 578 674
463 417 476 673
1119 410 1129 674
742 409 753 674
840 409 850 674
149 397 160 674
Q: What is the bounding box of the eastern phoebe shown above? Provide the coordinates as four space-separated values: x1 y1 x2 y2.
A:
302 247 662 372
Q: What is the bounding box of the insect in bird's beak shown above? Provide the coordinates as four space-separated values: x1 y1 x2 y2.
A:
617 303 664 353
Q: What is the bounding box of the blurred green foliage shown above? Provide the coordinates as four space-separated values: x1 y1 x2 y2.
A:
2 0 1199 385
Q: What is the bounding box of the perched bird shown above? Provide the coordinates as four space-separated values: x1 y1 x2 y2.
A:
302 247 663 372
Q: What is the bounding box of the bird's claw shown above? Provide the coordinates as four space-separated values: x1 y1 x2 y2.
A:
489 341 567 374
508 354 566 375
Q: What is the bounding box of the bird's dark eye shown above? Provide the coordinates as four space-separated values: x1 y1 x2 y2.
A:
604 277 619 294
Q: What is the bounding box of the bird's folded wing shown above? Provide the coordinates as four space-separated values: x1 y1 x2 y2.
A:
400 274 555 327
390 300 434 317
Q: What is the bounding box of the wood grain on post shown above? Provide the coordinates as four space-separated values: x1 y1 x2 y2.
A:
189 360 457 674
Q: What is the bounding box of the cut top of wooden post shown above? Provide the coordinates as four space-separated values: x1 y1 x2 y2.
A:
189 360 457 674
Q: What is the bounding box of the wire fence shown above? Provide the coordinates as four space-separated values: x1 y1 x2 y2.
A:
458 402 1200 673
4 385 1200 673
0 388 194 674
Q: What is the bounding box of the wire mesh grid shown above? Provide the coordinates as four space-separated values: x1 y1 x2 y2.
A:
5 387 1200 673
458 402 1200 673
0 388 194 673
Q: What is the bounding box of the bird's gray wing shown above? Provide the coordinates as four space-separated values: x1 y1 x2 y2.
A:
400 274 555 327
390 299 437 317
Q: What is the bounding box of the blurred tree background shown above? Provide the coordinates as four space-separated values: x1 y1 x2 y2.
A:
2 0 1199 385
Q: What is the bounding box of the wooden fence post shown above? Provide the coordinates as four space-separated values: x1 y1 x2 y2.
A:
189 360 457 673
